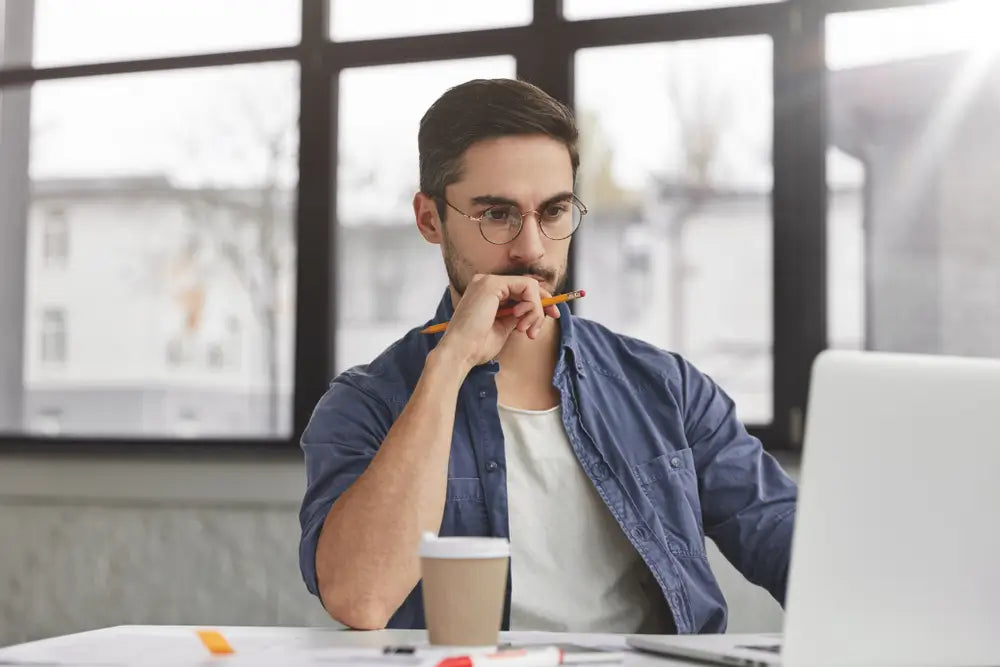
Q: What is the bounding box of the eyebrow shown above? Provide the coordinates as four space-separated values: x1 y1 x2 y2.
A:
469 191 574 210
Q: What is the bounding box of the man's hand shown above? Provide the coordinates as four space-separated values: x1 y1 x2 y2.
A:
437 274 561 369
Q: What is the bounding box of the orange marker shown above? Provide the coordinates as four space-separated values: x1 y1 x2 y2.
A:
197 629 234 655
420 290 586 335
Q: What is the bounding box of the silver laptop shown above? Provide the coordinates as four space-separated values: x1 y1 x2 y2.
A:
628 350 1000 666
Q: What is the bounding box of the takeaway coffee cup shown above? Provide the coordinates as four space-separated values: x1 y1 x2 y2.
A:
419 532 510 647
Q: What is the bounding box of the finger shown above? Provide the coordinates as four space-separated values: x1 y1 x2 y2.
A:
498 278 537 310
526 302 546 338
496 277 547 334
504 275 542 304
516 313 534 333
544 304 560 319
475 274 510 308
499 315 524 336
496 314 519 332
512 300 534 319
529 315 546 338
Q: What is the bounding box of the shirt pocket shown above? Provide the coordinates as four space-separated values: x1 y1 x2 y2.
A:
439 477 490 537
633 448 706 558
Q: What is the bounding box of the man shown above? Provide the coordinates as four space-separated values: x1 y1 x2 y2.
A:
299 78 797 635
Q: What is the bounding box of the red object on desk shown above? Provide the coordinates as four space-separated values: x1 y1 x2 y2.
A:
436 646 563 667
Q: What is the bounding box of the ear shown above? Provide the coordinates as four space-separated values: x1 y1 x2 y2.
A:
414 192 443 244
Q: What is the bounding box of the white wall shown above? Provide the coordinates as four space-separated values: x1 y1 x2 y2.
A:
0 456 333 647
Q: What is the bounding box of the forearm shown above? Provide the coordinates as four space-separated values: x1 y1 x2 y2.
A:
315 347 470 627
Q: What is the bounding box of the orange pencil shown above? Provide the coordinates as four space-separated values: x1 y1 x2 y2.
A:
420 290 586 335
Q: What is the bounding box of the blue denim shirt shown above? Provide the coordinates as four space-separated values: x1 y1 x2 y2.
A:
300 291 797 634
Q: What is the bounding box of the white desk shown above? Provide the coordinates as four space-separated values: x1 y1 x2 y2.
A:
0 625 705 666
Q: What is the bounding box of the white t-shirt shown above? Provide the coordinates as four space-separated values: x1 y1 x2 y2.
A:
499 403 670 633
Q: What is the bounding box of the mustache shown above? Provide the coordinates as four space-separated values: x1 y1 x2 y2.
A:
495 266 557 283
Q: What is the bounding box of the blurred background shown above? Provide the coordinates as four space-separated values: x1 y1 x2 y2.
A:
2 0 999 646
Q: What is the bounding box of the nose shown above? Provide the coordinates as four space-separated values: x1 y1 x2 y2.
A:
508 211 546 264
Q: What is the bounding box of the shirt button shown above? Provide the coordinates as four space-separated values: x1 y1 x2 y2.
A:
669 456 682 469
485 461 498 473
592 462 610 481
478 390 487 399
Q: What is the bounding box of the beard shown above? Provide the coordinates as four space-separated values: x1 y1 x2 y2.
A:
443 232 567 297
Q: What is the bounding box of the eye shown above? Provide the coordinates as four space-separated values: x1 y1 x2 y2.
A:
542 203 569 219
483 206 513 222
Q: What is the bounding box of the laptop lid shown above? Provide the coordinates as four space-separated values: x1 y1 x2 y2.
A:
782 351 1000 666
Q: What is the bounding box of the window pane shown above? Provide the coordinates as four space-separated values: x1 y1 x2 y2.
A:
827 2 1000 357
40 308 67 365
564 0 780 21
1 1 300 68
330 0 531 41
3 62 299 438
575 37 773 423
336 57 516 372
826 0 997 71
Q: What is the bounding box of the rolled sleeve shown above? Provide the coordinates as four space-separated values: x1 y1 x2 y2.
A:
298 377 393 597
681 359 798 605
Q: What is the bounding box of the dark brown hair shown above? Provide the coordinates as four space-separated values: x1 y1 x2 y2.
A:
418 78 580 220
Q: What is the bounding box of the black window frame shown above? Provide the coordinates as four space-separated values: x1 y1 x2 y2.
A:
0 0 954 457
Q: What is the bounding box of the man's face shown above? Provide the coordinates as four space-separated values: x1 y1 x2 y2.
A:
427 134 574 298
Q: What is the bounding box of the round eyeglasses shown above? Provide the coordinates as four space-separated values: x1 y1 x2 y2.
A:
438 194 588 245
